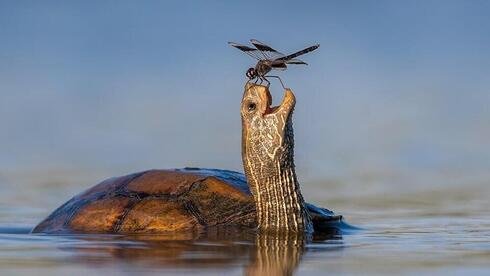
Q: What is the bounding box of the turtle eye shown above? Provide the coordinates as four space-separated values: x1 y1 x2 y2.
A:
248 102 257 112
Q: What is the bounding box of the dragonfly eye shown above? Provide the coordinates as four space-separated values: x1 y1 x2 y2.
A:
246 68 255 79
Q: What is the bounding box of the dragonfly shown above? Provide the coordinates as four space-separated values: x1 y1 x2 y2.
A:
228 39 319 88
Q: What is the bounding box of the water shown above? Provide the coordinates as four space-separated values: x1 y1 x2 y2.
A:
1 169 489 275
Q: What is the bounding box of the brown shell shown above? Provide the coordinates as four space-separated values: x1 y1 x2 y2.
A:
32 168 257 234
32 168 344 234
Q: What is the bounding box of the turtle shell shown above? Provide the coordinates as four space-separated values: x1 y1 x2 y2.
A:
32 168 344 234
32 168 257 234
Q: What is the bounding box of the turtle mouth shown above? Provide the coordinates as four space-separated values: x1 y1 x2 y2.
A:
263 87 296 116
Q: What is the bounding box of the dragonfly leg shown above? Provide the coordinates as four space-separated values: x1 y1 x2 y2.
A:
263 77 271 87
264 75 286 89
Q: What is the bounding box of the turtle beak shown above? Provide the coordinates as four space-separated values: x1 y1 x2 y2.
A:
263 87 296 117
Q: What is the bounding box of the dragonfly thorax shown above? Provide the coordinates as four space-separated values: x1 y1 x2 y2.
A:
246 60 273 80
254 60 273 78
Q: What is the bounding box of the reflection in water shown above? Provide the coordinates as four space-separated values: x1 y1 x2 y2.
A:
247 231 342 276
46 227 342 275
2 215 489 275
246 232 307 276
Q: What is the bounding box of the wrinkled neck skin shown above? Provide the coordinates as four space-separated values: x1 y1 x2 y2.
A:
241 84 312 233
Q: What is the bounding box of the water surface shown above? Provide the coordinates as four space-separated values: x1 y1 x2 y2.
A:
1 170 489 275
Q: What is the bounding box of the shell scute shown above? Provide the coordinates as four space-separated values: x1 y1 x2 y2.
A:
126 170 205 196
69 197 132 232
119 198 199 233
187 177 256 227
78 172 144 199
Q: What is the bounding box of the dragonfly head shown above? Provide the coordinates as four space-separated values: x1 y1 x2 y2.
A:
246 68 256 79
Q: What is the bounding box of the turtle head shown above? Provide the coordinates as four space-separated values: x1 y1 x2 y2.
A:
240 83 311 233
240 83 296 181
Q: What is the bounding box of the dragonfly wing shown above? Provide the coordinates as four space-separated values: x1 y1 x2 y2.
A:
228 42 263 60
250 39 286 60
286 58 308 65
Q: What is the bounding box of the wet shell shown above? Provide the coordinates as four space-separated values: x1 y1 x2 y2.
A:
32 168 343 234
32 168 256 233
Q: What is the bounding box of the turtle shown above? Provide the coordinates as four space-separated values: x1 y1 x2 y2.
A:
32 83 346 234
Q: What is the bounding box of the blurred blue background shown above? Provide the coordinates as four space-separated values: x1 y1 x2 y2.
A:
1 3 489 274
1 0 489 186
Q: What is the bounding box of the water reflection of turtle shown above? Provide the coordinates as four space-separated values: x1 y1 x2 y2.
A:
33 84 349 234
53 229 343 276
